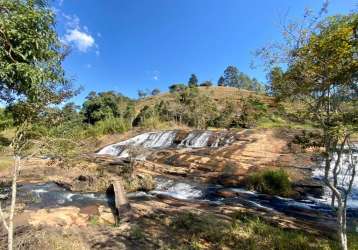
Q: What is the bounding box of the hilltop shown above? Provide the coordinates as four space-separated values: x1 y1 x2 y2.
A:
135 86 274 111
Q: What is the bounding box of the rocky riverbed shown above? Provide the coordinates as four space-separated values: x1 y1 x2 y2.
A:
1 128 357 249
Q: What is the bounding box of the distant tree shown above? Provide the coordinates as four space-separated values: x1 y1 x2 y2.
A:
217 76 225 86
188 74 198 87
223 66 240 87
151 88 161 96
62 102 81 122
137 89 147 99
81 91 132 124
169 84 187 93
200 81 213 87
251 78 265 93
266 67 285 98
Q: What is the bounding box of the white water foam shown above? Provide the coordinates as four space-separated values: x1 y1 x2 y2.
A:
312 145 358 208
97 130 230 158
151 181 203 200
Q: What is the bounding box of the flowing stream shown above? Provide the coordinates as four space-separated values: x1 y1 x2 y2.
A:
2 132 357 232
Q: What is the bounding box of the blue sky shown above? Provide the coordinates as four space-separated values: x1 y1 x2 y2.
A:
54 0 355 104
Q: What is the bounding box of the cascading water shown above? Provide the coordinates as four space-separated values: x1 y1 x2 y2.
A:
312 145 358 208
97 131 177 157
178 131 212 148
97 130 235 158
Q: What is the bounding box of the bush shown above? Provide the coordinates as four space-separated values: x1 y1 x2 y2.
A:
87 117 130 136
246 169 292 196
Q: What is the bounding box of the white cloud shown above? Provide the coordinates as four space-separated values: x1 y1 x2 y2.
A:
64 29 95 52
62 14 80 29
146 70 160 81
60 13 99 54
59 0 64 6
152 70 160 80
85 64 92 68
97 32 102 38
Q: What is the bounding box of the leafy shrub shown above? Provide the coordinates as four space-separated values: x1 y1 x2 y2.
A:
292 130 323 148
238 96 268 128
87 117 130 136
246 169 292 196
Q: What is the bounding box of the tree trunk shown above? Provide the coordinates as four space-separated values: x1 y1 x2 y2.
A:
8 156 19 250
324 150 349 250
112 179 130 217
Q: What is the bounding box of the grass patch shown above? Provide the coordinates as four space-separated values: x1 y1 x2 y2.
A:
86 117 131 136
245 169 292 196
140 115 171 130
13 229 88 250
168 211 352 250
257 115 314 129
0 156 13 172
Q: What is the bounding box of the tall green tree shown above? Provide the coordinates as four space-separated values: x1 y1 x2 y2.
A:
257 9 358 250
188 74 198 87
223 65 240 87
0 1 75 249
81 91 132 124
266 67 285 98
217 76 225 86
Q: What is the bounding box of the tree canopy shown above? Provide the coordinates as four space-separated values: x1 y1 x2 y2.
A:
0 0 74 109
81 91 132 124
188 74 198 87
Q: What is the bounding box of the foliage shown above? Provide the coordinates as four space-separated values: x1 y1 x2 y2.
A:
237 96 268 128
222 65 264 92
188 74 198 87
151 88 160 96
86 117 130 137
137 89 147 99
0 109 13 130
214 99 240 128
246 169 292 196
81 91 133 124
266 67 285 98
199 80 213 87
169 83 187 93
217 76 225 86
0 0 75 108
257 11 358 249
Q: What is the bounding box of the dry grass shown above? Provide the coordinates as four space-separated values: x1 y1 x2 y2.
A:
14 229 88 250
136 86 274 112
0 156 13 173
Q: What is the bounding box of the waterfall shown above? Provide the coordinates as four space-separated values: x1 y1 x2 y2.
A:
179 131 212 148
97 131 176 157
97 130 235 157
312 145 358 208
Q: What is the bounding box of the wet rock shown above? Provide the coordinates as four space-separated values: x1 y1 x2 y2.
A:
77 175 94 183
54 181 73 191
216 189 238 198
293 182 324 198
173 130 189 145
217 175 245 187
0 193 8 200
